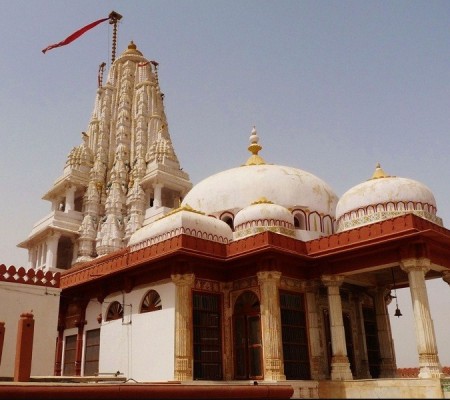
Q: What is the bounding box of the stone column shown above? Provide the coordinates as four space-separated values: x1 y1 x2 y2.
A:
220 282 233 380
65 186 76 212
153 183 163 208
305 281 326 380
400 258 442 378
373 286 397 377
28 249 35 269
14 313 35 382
54 324 64 376
46 232 61 270
352 292 371 379
321 275 353 380
257 271 286 381
172 273 195 381
75 320 86 376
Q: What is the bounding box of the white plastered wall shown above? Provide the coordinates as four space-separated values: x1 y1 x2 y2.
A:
98 281 175 382
0 281 61 377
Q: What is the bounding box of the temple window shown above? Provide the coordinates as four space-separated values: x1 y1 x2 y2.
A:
221 215 234 231
293 211 306 229
280 291 310 379
105 301 124 321
56 237 74 270
63 334 77 375
193 292 223 380
74 193 84 212
140 290 162 313
84 329 100 376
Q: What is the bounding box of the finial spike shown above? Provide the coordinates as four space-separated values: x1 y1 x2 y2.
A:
108 11 123 64
244 126 266 166
370 162 389 180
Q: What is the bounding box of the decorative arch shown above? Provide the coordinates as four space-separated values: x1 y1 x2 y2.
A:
386 202 396 211
233 290 263 380
220 212 235 231
140 289 162 313
293 211 307 230
309 212 322 232
234 290 260 314
323 215 334 235
105 301 123 321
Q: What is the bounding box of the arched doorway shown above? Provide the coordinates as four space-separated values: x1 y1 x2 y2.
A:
233 290 263 380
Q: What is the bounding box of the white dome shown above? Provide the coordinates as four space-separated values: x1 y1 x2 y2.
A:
182 128 337 236
234 198 295 239
183 163 337 215
336 164 442 231
128 205 233 250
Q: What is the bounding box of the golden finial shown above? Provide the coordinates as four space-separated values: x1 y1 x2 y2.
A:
156 203 205 221
244 126 266 166
251 197 273 205
370 162 390 179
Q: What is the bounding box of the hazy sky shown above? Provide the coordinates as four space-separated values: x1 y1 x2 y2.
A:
1 0 449 368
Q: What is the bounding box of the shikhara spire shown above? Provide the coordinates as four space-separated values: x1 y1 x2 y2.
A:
80 41 192 260
20 42 192 268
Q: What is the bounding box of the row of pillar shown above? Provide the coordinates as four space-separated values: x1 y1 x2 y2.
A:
171 257 443 381
49 257 442 381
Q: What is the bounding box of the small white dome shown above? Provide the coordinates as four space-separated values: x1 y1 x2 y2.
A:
336 164 442 231
129 205 233 250
234 198 295 239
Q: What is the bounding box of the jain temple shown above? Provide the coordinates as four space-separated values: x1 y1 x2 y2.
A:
1 41 450 398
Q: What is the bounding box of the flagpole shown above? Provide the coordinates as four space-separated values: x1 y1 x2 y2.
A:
108 11 123 64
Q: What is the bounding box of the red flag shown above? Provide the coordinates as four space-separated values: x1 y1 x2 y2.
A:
42 16 110 54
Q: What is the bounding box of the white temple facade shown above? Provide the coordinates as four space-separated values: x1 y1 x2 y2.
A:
9 40 450 399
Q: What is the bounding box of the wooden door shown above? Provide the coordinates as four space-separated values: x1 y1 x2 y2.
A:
233 291 263 380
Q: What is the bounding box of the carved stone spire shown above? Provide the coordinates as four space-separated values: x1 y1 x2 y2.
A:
78 41 191 262
21 41 192 269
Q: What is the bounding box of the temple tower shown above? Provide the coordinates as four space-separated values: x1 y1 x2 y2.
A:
19 42 192 270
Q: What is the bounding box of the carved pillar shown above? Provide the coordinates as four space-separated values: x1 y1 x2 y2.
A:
75 320 86 376
400 259 442 378
46 232 61 270
65 185 76 212
220 282 233 380
153 183 163 208
54 321 65 376
321 275 353 380
305 281 326 380
172 273 195 381
257 271 285 381
373 286 397 377
352 292 371 379
28 249 34 269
